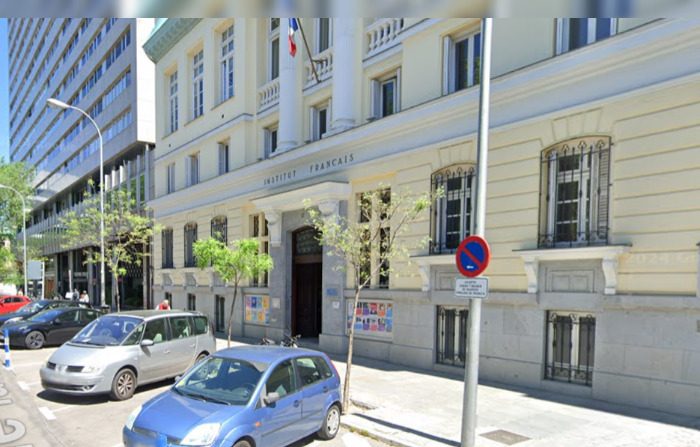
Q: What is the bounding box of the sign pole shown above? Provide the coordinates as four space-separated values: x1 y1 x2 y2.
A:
461 17 493 447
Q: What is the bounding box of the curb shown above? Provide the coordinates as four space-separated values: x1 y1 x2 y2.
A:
341 419 415 447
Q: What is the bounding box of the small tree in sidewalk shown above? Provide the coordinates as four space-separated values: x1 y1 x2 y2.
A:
193 238 273 348
306 187 440 413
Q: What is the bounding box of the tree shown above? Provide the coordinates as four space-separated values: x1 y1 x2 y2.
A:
61 185 156 311
306 187 439 413
193 238 273 348
0 244 21 285
0 158 34 238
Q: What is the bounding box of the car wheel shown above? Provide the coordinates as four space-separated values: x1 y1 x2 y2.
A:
110 369 137 401
317 403 341 440
232 440 251 447
24 331 45 350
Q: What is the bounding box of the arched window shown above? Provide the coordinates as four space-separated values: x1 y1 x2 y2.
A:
184 222 198 267
211 216 227 244
161 228 173 268
539 136 611 248
430 164 476 254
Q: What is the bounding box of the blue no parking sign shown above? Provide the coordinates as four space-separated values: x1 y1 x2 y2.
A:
455 236 491 278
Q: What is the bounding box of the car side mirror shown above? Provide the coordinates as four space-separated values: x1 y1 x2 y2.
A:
263 392 281 406
141 339 154 347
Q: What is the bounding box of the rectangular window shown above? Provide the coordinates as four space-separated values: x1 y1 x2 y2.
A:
317 18 331 53
270 37 280 80
430 166 476 254
187 294 196 311
211 216 228 244
161 228 173 268
356 188 391 288
220 24 235 102
186 153 199 187
218 142 229 175
443 31 481 94
545 311 596 386
192 49 204 118
166 163 176 194
169 71 178 132
215 295 225 332
539 137 610 248
184 223 197 267
371 70 401 119
556 18 617 54
436 306 468 367
249 214 270 287
311 103 329 141
264 126 278 158
381 78 396 117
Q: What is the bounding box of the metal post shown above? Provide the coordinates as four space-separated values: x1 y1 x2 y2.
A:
0 184 28 296
461 18 493 447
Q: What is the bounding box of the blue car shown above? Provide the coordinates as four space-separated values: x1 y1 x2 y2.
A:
123 346 342 447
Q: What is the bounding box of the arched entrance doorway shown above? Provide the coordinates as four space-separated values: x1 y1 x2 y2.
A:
292 227 323 338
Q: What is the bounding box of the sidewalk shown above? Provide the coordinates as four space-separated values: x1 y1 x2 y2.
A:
218 337 700 447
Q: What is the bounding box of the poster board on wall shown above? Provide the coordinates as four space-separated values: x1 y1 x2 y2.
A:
346 300 393 339
244 295 270 325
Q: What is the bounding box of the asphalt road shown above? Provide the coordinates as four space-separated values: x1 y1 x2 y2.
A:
2 345 387 447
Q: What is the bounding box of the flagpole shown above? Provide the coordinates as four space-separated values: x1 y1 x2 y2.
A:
296 18 321 83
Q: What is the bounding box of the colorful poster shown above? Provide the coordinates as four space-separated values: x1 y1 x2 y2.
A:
346 300 393 338
245 295 270 325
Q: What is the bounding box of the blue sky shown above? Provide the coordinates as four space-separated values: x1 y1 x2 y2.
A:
0 18 8 161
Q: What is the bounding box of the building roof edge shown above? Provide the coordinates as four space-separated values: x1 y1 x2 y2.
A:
143 18 202 63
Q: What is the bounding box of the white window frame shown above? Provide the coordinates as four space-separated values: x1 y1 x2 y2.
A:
442 29 481 95
218 141 230 175
315 18 332 54
192 49 204 119
370 68 401 119
309 100 331 141
264 125 278 159
220 24 235 102
268 19 280 81
433 167 476 253
168 71 178 133
546 310 596 384
166 162 176 194
556 18 618 54
185 152 200 187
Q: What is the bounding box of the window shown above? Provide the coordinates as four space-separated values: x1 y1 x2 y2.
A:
185 295 196 312
556 18 617 54
162 228 174 268
211 216 228 244
269 19 280 81
218 141 229 175
193 316 208 335
57 310 79 323
170 315 192 337
144 318 168 344
264 126 278 158
192 49 204 118
166 163 176 194
215 295 225 332
436 306 468 367
430 165 476 254
310 102 330 141
249 214 270 287
295 357 331 386
357 189 391 288
545 311 596 386
443 31 481 94
184 222 198 267
265 360 298 399
220 24 235 101
316 18 331 53
186 153 199 187
169 71 178 132
539 137 611 248
371 70 401 119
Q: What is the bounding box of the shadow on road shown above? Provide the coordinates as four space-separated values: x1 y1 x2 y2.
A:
37 378 176 405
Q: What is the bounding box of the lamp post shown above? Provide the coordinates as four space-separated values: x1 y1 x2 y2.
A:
47 98 105 308
0 184 28 296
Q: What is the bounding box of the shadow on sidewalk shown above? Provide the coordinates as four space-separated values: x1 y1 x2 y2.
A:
353 413 460 447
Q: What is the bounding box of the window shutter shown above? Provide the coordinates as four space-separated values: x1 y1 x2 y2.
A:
596 145 610 242
185 156 191 186
396 68 402 112
369 79 380 119
442 36 452 95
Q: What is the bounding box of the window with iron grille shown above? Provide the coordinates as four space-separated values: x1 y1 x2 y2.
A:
539 137 610 248
184 222 197 267
357 189 391 288
545 311 596 386
249 214 270 287
430 165 476 254
187 293 196 311
436 306 468 367
211 216 227 244
215 295 225 332
161 228 173 268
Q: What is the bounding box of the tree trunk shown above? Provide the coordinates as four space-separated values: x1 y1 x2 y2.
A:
113 273 121 313
226 281 239 348
342 287 362 414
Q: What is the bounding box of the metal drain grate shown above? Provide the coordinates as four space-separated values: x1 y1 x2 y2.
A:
480 429 531 445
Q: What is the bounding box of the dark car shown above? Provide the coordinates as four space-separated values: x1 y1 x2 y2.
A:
0 307 102 349
0 300 85 326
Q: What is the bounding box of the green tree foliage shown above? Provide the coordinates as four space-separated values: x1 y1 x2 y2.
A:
0 245 20 285
194 238 273 347
0 158 34 239
61 185 156 311
306 186 440 413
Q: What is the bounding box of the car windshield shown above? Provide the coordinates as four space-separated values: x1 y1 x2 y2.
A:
18 302 43 314
27 309 63 323
173 356 268 406
72 316 142 346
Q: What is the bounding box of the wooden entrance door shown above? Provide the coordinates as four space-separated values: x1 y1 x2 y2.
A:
292 227 322 338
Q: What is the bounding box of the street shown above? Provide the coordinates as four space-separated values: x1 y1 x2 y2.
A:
2 343 388 447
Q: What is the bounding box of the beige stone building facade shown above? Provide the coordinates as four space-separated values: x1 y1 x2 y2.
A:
144 18 700 417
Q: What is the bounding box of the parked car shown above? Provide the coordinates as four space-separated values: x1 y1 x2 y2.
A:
0 295 31 314
0 300 86 326
40 310 216 401
122 346 342 447
0 307 102 349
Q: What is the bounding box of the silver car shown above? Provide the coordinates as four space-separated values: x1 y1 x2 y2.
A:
40 310 217 400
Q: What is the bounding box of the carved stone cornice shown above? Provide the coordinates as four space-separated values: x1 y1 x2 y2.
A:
143 19 202 63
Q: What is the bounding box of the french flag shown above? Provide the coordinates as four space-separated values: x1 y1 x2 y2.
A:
288 18 299 57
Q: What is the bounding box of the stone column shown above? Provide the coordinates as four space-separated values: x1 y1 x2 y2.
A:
277 18 302 152
330 18 359 133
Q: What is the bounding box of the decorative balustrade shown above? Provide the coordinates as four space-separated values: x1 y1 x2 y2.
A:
366 18 406 57
258 78 280 110
305 48 333 86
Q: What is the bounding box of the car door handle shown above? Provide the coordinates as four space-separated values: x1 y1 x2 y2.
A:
323 386 329 393
293 400 300 408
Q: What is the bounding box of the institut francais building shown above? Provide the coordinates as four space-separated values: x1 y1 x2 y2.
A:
143 18 700 417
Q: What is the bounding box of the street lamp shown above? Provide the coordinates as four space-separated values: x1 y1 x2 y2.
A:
47 98 105 308
0 184 28 296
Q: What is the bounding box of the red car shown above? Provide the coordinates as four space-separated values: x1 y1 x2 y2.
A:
0 295 31 314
